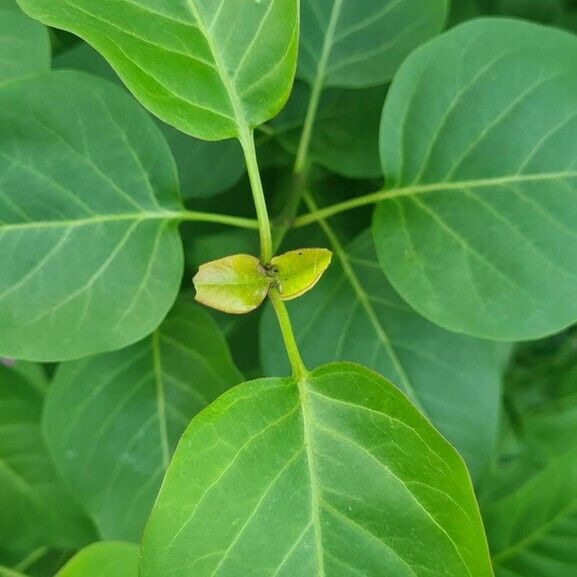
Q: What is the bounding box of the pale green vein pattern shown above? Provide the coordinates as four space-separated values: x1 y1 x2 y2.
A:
141 363 493 577
0 365 95 552
261 232 502 480
44 300 242 542
0 71 184 361
0 8 50 85
55 542 139 577
484 447 577 577
374 19 577 340
299 0 448 88
17 0 299 140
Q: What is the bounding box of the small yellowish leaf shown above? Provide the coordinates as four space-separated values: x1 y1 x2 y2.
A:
270 248 332 301
193 255 272 315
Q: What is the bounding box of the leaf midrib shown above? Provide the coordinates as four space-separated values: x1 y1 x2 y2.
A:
183 0 247 135
0 211 182 232
297 373 326 577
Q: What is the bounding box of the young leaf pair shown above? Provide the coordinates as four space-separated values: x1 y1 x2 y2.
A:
194 249 333 314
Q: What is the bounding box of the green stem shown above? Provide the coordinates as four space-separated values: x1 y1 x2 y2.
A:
178 210 259 230
269 290 308 378
294 0 342 174
239 128 274 263
293 171 577 227
272 170 309 252
14 547 49 572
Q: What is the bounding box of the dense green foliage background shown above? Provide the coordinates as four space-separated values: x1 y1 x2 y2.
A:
1 0 577 576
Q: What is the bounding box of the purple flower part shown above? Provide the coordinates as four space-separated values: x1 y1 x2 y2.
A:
0 358 15 367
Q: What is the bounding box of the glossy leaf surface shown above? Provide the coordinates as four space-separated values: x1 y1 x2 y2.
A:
17 0 299 140
375 19 577 340
55 542 138 577
141 362 493 577
299 0 448 88
261 232 502 479
0 8 49 85
194 255 271 314
271 248 332 301
0 71 183 361
0 365 95 551
44 300 241 541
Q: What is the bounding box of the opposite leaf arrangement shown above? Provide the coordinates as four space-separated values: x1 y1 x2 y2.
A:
1 1 576 576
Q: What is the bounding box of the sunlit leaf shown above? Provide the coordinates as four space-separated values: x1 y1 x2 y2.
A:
271 248 332 301
18 0 299 140
141 362 493 577
54 542 138 577
194 254 271 314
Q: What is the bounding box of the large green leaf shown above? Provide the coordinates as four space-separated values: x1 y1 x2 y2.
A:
17 0 299 140
0 8 50 85
484 447 577 577
374 19 577 340
141 362 493 577
54 542 138 577
261 231 502 480
44 299 241 542
299 0 448 88
0 71 183 361
0 364 95 552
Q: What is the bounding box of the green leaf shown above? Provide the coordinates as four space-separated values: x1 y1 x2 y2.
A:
299 0 448 88
374 19 577 340
483 447 577 576
43 299 242 542
0 71 184 361
17 0 299 140
0 8 50 85
267 81 386 179
141 362 493 577
54 542 138 577
194 254 272 315
53 42 247 198
271 248 332 301
0 364 96 552
261 231 502 479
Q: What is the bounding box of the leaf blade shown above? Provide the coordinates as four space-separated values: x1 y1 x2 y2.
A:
16 0 299 140
141 363 493 577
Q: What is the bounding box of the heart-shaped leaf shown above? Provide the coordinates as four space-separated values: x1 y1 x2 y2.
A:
54 542 138 577
374 19 577 340
270 248 332 301
141 362 493 577
0 71 183 361
44 299 242 541
194 255 271 314
17 0 299 140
